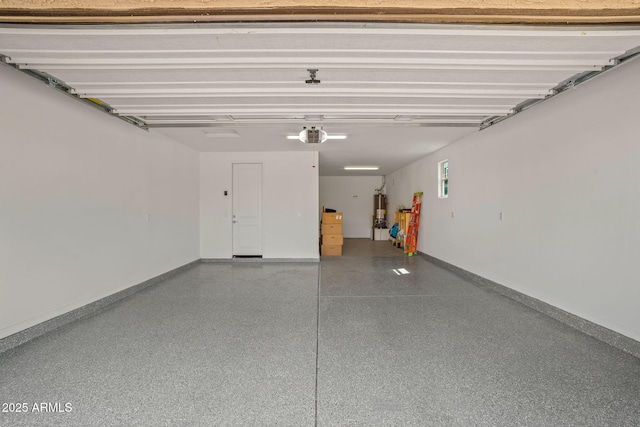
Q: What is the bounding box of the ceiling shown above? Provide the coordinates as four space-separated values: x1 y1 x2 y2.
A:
1 23 640 175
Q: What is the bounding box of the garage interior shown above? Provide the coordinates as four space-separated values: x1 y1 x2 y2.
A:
1 2 640 425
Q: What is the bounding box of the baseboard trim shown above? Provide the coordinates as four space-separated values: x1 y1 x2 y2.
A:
0 259 200 355
201 258 319 263
420 252 640 359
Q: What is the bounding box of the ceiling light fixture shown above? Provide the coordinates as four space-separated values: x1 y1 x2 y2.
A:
299 126 326 143
344 166 380 171
287 127 347 143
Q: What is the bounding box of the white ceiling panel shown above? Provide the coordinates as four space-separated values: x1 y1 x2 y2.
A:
1 23 640 175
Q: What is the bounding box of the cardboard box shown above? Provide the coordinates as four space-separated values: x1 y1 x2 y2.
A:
322 234 344 245
322 212 343 224
321 223 343 235
321 244 343 256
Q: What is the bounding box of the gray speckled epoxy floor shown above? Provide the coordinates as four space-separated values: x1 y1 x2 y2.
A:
2 240 640 426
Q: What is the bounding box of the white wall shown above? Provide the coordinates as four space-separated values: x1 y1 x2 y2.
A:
0 66 200 340
200 152 319 259
387 57 640 342
319 176 385 238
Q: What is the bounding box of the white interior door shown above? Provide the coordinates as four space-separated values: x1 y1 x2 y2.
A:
232 163 263 256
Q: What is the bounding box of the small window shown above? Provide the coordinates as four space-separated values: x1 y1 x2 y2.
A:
438 160 449 198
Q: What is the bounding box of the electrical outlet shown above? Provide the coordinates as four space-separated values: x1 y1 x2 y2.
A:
499 212 503 221
451 211 455 219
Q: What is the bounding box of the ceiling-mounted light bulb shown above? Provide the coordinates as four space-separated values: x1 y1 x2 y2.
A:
298 128 308 143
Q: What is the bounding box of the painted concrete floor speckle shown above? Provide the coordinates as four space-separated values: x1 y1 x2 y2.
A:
1 239 639 426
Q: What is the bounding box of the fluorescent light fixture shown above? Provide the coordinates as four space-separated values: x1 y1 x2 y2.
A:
326 135 347 140
344 166 379 171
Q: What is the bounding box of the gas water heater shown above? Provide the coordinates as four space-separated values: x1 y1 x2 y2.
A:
374 193 387 229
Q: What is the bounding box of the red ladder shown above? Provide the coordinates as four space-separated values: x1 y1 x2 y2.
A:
405 192 423 256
